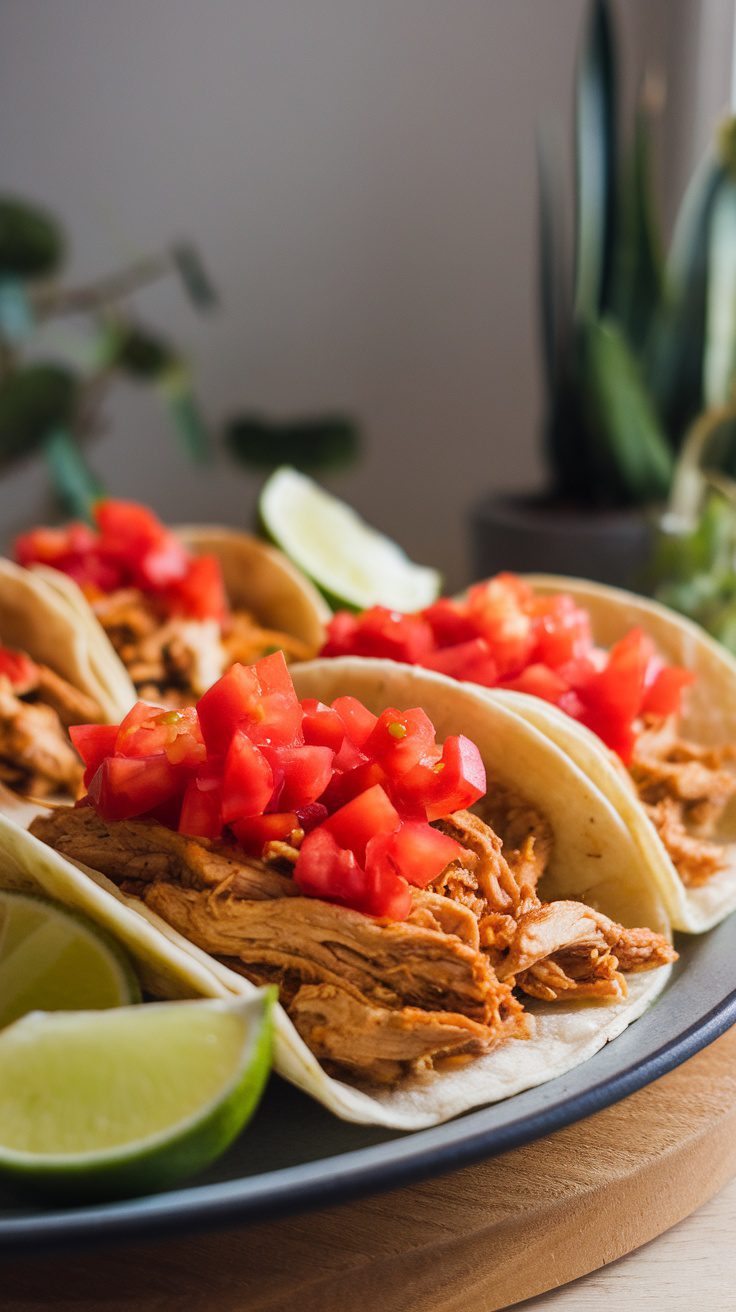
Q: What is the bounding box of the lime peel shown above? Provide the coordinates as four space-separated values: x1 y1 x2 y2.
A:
0 888 140 1030
260 467 441 611
0 990 275 1200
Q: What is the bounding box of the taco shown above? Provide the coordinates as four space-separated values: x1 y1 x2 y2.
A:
320 572 736 933
0 558 136 804
14 652 675 1129
14 499 330 707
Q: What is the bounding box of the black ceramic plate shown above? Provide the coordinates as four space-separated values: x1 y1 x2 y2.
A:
2 919 735 1255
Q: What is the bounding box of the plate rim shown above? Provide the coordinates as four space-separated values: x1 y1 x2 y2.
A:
2 974 735 1256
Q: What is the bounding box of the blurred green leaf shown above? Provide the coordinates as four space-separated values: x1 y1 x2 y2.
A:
43 428 103 521
171 243 218 310
226 414 360 472
611 95 664 353
577 317 673 503
0 280 35 344
537 124 570 401
0 198 65 280
574 0 617 319
0 364 77 465
105 323 178 379
646 152 723 446
704 177 736 407
159 373 212 462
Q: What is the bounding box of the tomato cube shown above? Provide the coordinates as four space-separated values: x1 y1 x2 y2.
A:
221 731 274 822
364 707 437 778
87 753 185 822
178 774 223 840
301 699 346 752
331 696 378 748
231 811 299 855
322 784 400 863
366 821 467 889
262 744 335 810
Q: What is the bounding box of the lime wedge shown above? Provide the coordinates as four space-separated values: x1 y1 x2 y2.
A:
260 467 441 610
0 991 275 1199
0 889 141 1030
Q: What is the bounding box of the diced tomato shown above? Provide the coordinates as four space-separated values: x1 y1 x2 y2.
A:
168 554 229 623
423 638 498 686
262 744 335 810
88 753 186 822
364 707 437 778
421 599 478 648
221 731 274 823
641 664 695 718
197 664 261 755
319 758 387 812
322 784 400 863
332 696 378 748
0 647 37 691
69 723 118 786
294 828 412 920
365 822 468 889
399 734 486 821
530 594 592 669
464 575 536 678
230 811 299 855
498 663 569 703
322 607 433 664
116 703 205 768
178 773 223 840
301 699 345 752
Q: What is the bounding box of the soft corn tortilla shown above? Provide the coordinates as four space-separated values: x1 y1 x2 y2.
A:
24 526 330 707
0 558 135 723
0 661 673 1130
485 574 736 934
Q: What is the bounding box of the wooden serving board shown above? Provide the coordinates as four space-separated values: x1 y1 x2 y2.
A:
5 1024 736 1312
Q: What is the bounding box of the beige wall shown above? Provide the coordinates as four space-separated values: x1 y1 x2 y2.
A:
0 0 731 586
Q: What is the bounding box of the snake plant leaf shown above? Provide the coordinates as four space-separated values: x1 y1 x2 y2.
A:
537 124 571 400
611 95 664 354
171 243 218 311
0 198 65 280
646 149 723 447
43 428 104 522
704 175 736 408
577 317 673 503
574 0 617 320
226 414 360 472
0 365 77 466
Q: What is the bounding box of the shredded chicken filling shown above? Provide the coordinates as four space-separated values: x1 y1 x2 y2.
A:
30 797 675 1086
0 661 98 797
92 588 315 705
630 718 736 887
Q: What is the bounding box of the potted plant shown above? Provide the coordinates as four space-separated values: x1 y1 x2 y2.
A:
471 0 736 592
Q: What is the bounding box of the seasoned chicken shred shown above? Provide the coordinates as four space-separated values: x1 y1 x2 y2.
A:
630 718 736 886
31 788 675 1086
92 587 315 704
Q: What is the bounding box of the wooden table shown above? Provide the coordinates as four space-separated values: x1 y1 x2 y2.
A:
4 1025 736 1312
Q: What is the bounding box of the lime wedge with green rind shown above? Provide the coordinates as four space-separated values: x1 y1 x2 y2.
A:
0 990 275 1199
0 888 141 1030
260 467 441 611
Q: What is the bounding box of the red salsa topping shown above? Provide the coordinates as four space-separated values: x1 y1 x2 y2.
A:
321 574 696 763
69 652 486 920
14 499 229 623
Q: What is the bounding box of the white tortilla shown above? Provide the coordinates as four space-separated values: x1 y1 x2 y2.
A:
495 574 736 933
0 661 673 1129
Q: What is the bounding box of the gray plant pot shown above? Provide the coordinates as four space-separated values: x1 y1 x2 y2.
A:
470 494 657 593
